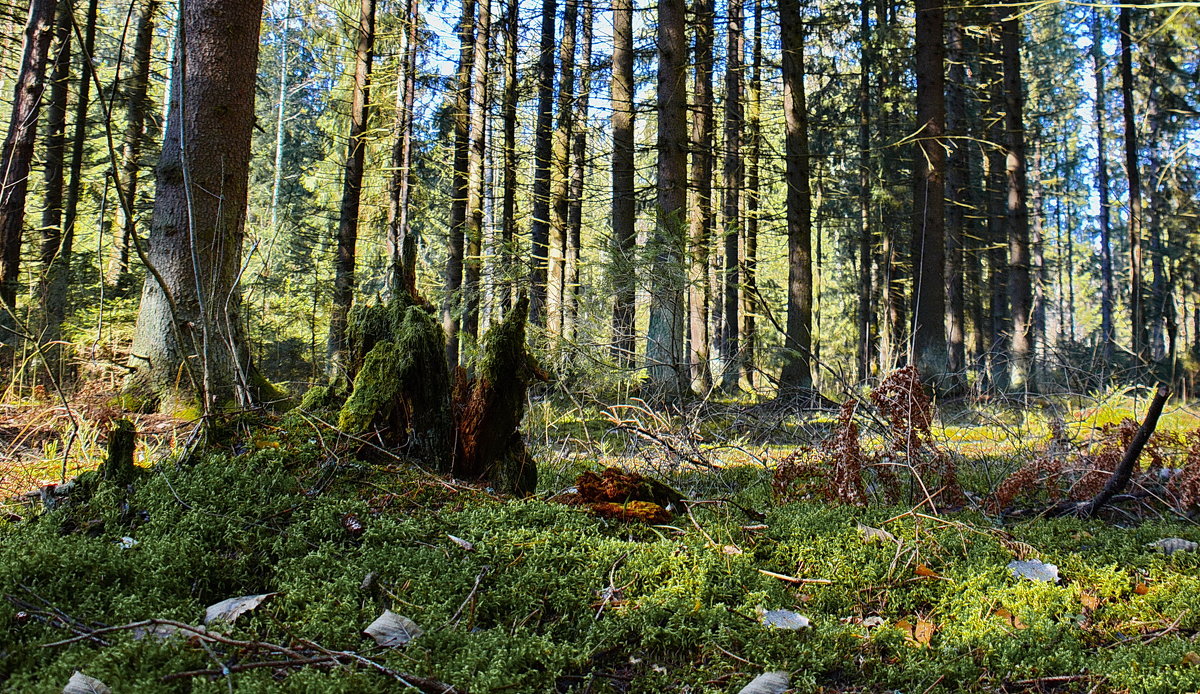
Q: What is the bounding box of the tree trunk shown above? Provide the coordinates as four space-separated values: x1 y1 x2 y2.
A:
646 0 687 396
741 0 761 389
268 0 289 233
564 1 591 345
1120 4 1144 363
609 0 635 367
944 12 967 383
463 0 490 343
910 0 947 385
328 0 376 379
687 0 713 393
387 0 420 298
497 0 518 313
855 0 872 382
548 0 576 339
125 0 266 412
999 5 1033 392
0 0 56 346
777 0 813 395
528 0 555 326
443 0 474 368
720 0 743 391
38 0 70 349
114 0 159 287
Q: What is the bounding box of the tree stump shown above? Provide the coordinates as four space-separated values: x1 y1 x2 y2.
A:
101 418 137 486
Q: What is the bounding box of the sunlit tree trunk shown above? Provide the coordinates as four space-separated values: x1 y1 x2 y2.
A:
443 0 475 367
944 12 967 383
720 0 743 391
999 5 1033 391
38 0 70 348
268 0 289 233
114 0 159 287
564 1 592 345
1090 10 1115 371
529 0 555 326
610 0 635 366
497 0 518 312
329 0 376 378
741 0 761 389
548 0 576 339
687 0 713 392
463 0 490 343
387 0 420 297
855 0 872 382
646 0 687 396
1119 4 1144 363
125 0 265 411
777 0 813 395
0 0 55 346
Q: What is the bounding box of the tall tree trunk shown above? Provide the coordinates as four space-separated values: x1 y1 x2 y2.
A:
777 0 813 395
114 0 158 286
443 0 474 367
646 0 687 396
910 0 947 384
41 0 96 361
463 0 490 343
38 0 70 348
269 0 289 233
548 0 576 339
855 0 872 382
387 0 420 297
741 0 761 389
529 0 555 326
688 0 714 392
0 0 55 346
497 0 518 312
1031 139 1046 364
328 0 376 379
999 5 1033 391
610 0 635 366
1119 4 1144 363
1090 9 1115 373
564 0 591 345
984 44 1008 391
125 0 265 411
720 0 743 391
944 11 967 383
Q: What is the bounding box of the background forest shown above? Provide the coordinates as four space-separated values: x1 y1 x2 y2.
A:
0 0 1196 401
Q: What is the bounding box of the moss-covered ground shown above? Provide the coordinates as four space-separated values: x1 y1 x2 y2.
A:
3 400 1200 693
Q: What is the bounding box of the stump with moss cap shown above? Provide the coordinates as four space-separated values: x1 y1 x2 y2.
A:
452 296 551 495
101 419 138 486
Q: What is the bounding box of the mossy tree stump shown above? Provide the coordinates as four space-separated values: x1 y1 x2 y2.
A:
101 419 137 486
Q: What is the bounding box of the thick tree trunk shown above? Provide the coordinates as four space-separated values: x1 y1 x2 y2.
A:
528 0 555 326
0 0 56 346
687 0 713 393
548 0 576 339
645 0 687 396
497 0 518 313
777 0 813 395
609 0 635 367
1120 5 1144 362
125 0 265 412
328 0 376 379
443 0 474 368
720 0 743 391
564 1 592 345
999 5 1033 391
741 0 761 390
114 0 159 286
387 0 420 298
910 0 948 385
944 13 967 382
462 0 490 343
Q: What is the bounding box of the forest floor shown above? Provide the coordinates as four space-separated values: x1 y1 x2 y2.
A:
3 387 1200 693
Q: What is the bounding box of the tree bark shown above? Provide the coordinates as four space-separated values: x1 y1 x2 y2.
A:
910 0 948 385
687 0 714 393
268 0 289 233
497 0 518 313
0 0 56 346
114 0 159 287
645 0 687 396
1120 4 1144 363
999 5 1033 391
548 0 576 339
984 24 1008 391
443 0 474 368
125 0 266 411
564 0 592 345
387 0 420 298
777 0 813 395
855 0 872 382
719 0 743 391
609 0 635 367
741 0 761 389
463 0 490 343
528 0 555 326
38 0 70 349
944 12 967 383
328 0 376 379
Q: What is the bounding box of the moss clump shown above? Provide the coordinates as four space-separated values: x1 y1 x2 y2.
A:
298 384 343 412
338 303 451 469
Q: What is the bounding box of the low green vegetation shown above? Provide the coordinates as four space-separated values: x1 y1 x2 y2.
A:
3 403 1200 693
